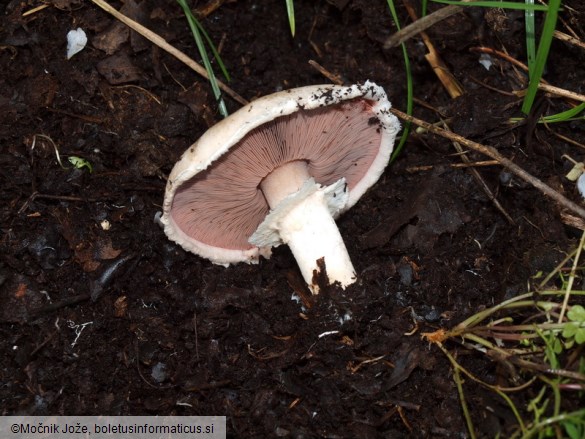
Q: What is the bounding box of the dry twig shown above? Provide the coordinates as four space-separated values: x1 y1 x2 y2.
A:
384 4 463 49
406 160 500 173
402 1 463 99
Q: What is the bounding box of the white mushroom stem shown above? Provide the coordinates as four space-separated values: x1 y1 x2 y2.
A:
260 160 312 207
250 161 356 294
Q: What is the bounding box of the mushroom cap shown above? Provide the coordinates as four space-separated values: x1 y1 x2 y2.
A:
161 80 401 265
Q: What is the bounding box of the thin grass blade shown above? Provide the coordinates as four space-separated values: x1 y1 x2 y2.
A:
286 0 295 37
540 102 585 123
177 0 228 117
525 0 536 73
522 0 562 114
431 0 548 11
386 0 413 162
194 19 230 82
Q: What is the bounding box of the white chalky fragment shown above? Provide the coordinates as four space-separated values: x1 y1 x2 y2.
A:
67 28 87 60
577 173 585 199
479 53 493 71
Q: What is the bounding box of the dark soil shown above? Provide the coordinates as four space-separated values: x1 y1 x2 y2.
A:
1 0 584 437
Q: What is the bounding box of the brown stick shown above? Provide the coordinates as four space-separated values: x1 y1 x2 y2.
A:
406 160 500 173
384 5 463 49
554 30 585 51
403 1 463 99
391 108 585 220
534 83 585 103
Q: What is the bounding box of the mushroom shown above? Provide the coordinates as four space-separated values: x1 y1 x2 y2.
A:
161 81 400 293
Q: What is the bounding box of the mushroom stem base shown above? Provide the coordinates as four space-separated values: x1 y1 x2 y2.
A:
250 178 356 294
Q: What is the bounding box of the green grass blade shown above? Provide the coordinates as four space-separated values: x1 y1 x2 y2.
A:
286 0 295 37
194 19 230 82
510 102 585 124
177 0 228 118
525 0 536 73
386 0 413 162
521 0 562 114
524 408 585 439
431 0 548 11
541 102 585 124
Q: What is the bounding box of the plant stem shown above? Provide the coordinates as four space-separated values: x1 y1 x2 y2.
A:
559 230 585 323
439 345 476 439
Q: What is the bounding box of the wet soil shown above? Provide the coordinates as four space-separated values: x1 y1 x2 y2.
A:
1 0 584 437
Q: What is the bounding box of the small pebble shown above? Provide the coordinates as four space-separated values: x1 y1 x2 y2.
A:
151 362 167 383
398 264 413 286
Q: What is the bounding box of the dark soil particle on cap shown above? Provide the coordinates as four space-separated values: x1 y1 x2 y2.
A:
1 0 584 437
